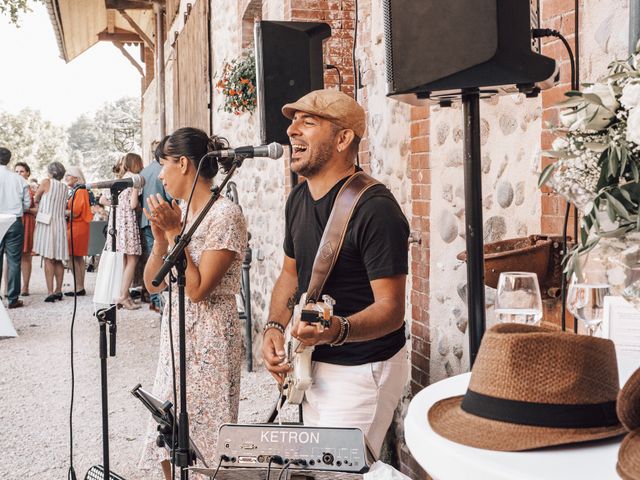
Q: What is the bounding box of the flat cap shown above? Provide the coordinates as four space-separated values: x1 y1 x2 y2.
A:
282 89 366 138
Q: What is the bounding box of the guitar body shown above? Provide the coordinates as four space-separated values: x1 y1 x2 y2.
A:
283 293 334 405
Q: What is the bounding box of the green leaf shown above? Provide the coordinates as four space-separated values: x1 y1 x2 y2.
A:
583 142 609 153
580 225 589 245
609 147 619 176
582 93 605 107
632 161 640 182
538 163 556 188
607 197 618 222
599 225 635 237
620 148 629 174
604 192 633 220
564 90 583 97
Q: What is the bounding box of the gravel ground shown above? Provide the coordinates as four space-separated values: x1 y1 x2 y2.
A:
0 262 297 479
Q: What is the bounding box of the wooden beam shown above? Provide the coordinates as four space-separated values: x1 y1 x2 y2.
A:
113 42 144 76
98 31 142 43
107 9 116 34
117 9 154 50
105 0 153 10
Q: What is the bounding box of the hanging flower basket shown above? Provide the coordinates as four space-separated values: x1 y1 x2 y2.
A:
215 50 257 116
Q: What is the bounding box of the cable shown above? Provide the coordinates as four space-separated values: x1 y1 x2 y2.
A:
561 203 571 332
325 64 343 92
531 27 578 332
207 456 225 480
67 188 80 480
352 0 359 101
267 455 284 480
531 29 576 90
178 153 206 238
347 0 360 168
167 275 177 480
277 461 292 480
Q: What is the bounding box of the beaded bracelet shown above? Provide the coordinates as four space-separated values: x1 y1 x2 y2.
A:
263 321 286 335
330 316 350 347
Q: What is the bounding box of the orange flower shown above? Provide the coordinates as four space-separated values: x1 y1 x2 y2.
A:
240 78 249 84
229 89 236 96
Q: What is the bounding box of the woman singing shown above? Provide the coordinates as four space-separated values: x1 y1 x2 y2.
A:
139 127 247 479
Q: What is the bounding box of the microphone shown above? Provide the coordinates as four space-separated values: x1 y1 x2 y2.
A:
81 174 146 190
208 142 284 160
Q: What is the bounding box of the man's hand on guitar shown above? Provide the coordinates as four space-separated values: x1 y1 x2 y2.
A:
293 316 341 346
262 328 290 384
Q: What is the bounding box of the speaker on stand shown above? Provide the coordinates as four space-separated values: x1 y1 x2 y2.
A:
383 0 557 365
254 21 331 186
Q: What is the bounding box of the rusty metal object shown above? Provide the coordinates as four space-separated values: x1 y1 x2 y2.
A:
457 235 570 300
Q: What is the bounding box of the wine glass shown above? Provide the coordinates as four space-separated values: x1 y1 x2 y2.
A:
566 278 610 336
494 272 543 325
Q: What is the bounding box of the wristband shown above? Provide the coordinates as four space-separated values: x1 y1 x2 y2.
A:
330 316 350 347
263 321 286 335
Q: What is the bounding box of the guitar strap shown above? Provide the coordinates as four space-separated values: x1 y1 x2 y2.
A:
305 171 381 303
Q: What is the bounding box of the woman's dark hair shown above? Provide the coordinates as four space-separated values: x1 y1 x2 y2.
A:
158 127 229 179
14 161 31 175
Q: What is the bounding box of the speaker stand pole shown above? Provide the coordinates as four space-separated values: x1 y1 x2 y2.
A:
462 89 486 367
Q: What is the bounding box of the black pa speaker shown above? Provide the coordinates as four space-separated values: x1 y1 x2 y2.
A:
254 21 331 144
383 0 556 102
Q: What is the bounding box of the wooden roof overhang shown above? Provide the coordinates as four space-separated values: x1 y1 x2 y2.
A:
45 0 157 63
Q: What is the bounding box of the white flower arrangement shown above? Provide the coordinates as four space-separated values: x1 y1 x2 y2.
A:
539 46 640 283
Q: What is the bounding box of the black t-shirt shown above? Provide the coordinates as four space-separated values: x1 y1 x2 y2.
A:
284 171 409 365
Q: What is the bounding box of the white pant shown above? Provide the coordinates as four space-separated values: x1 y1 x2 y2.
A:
302 345 409 456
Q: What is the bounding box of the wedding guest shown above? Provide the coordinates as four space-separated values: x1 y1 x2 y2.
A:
0 148 29 309
64 166 93 296
13 162 37 297
110 152 143 309
139 141 171 313
34 162 69 302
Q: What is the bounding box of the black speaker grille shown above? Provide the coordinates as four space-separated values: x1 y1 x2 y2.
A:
382 0 394 88
84 465 127 480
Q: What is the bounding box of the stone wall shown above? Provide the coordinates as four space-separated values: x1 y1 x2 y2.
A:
427 96 543 382
209 0 288 362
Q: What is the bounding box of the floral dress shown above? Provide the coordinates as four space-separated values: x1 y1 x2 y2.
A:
109 182 141 255
139 197 247 475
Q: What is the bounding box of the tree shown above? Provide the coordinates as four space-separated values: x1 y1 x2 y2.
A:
0 108 68 178
0 0 42 26
67 96 141 180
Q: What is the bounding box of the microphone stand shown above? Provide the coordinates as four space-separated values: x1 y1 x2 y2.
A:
151 155 247 480
93 185 126 478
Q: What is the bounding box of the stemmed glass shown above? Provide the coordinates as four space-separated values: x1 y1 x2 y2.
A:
494 272 543 326
566 278 610 336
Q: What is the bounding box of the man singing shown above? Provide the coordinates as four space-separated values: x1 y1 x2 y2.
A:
261 89 409 456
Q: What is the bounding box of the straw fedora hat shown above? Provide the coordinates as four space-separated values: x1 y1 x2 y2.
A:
428 323 626 451
617 367 640 480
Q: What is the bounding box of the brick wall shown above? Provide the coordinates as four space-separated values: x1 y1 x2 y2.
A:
286 0 355 96
540 0 577 236
405 105 431 480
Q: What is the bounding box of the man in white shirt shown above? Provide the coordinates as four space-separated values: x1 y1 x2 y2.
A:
0 147 30 308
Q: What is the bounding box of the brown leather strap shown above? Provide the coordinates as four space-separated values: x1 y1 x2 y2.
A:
306 171 381 303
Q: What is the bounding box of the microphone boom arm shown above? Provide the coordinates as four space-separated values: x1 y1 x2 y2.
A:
151 156 246 287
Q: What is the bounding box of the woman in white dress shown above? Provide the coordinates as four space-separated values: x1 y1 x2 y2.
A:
33 162 68 302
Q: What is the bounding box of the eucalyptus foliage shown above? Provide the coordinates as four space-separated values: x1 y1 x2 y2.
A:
539 47 640 277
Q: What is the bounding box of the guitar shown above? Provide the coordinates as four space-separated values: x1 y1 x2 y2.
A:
282 293 334 405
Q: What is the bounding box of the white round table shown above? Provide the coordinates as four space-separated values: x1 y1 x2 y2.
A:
405 360 638 480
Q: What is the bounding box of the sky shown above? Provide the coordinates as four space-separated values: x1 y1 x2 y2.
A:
0 3 140 126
